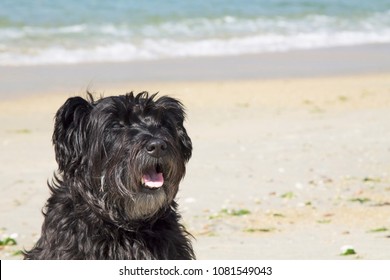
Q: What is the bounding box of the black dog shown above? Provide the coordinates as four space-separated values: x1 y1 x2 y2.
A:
24 92 195 259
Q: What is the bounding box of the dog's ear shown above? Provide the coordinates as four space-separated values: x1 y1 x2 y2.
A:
156 96 193 162
53 96 92 173
177 123 192 162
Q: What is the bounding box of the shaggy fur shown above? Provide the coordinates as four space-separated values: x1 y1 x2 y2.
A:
24 92 195 260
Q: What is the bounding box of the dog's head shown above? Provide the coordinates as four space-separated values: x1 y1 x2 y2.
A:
53 92 192 221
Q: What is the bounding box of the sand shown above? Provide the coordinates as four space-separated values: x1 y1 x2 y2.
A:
1 47 390 259
1 43 390 99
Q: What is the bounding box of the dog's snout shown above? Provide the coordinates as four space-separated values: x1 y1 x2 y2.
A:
146 139 167 157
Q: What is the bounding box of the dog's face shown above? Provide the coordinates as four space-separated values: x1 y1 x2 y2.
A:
53 92 192 221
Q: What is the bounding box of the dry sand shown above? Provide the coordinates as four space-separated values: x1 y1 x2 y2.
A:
1 72 390 259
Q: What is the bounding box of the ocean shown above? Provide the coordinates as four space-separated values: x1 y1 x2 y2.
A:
0 0 389 66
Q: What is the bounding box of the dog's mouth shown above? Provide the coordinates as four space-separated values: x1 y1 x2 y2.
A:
141 164 164 189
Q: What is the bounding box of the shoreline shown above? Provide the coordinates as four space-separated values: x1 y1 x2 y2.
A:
1 43 390 100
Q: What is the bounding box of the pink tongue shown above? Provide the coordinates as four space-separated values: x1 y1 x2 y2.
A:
142 171 164 188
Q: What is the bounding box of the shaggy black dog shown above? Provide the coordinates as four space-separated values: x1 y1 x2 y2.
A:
24 92 195 260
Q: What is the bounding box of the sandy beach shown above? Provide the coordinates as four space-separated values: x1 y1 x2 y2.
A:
1 45 390 259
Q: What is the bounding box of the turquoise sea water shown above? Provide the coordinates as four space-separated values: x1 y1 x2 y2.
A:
0 0 389 65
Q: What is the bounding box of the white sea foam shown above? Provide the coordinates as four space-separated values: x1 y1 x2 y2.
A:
1 31 390 66
1 13 389 66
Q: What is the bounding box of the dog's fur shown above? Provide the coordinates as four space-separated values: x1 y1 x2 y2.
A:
24 92 195 260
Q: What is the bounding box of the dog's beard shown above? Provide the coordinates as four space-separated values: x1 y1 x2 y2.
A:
125 190 168 221
98 142 185 221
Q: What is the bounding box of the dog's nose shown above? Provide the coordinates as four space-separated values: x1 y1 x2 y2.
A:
145 139 167 157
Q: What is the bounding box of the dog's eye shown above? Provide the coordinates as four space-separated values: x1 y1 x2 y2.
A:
112 122 124 130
